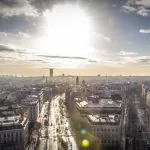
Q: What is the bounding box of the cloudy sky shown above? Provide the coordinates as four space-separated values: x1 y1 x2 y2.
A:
0 0 150 76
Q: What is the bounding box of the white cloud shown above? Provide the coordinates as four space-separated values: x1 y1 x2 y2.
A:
136 0 150 7
119 51 138 56
121 5 137 13
0 32 33 49
95 33 111 42
18 32 32 39
121 0 150 17
0 0 39 17
139 29 150 33
119 55 150 64
137 8 149 16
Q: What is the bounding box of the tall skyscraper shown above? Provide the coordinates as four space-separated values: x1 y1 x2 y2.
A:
76 76 79 85
49 69 53 77
82 79 86 86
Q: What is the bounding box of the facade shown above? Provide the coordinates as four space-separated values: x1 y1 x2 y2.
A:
39 87 52 103
49 69 53 77
76 76 79 85
74 95 122 148
22 95 39 123
87 114 121 146
65 87 82 113
142 84 147 100
0 105 29 150
142 82 150 102
146 90 150 107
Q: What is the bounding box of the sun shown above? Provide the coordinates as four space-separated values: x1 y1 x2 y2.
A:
40 3 92 57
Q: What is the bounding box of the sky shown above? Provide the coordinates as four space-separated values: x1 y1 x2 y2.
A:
0 0 150 76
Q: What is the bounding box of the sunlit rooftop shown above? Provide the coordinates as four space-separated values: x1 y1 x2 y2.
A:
87 114 120 125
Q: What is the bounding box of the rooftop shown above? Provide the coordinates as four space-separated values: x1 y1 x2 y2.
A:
0 105 20 111
22 95 38 105
0 115 21 128
0 114 28 130
76 99 122 108
87 114 120 125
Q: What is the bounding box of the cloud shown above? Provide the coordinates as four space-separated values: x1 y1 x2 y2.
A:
136 0 150 7
38 55 87 60
18 32 32 38
119 55 150 65
94 33 111 42
139 29 150 33
37 55 98 63
137 8 149 16
30 0 66 13
0 31 32 39
119 51 138 56
121 5 137 13
0 32 33 50
121 0 150 17
0 44 15 52
88 59 98 63
0 0 38 17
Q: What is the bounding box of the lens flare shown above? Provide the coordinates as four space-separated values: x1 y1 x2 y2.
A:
81 128 87 135
82 139 90 148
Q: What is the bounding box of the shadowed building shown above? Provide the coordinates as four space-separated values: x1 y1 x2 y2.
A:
76 76 79 85
49 69 53 77
0 105 29 150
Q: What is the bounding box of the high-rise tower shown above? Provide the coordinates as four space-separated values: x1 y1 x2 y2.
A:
76 76 79 85
49 69 53 77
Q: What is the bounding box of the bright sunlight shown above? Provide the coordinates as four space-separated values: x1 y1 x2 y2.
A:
39 3 92 57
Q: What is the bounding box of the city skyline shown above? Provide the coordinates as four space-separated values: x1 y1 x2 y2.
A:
0 0 150 75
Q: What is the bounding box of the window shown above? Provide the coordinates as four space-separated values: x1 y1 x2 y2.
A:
16 132 18 142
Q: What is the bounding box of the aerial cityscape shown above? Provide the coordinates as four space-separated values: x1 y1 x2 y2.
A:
0 72 150 150
0 0 150 150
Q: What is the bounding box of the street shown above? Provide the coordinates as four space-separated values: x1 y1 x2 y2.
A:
48 94 77 150
36 94 77 150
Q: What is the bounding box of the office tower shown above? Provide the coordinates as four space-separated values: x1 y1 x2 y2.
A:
49 69 53 77
76 76 79 85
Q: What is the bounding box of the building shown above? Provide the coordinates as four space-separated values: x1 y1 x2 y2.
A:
0 105 29 150
146 90 150 107
76 76 79 85
142 82 150 102
22 95 39 123
74 98 122 149
75 98 122 115
87 113 121 147
81 80 86 87
39 87 52 103
65 87 82 113
73 97 122 149
49 69 53 77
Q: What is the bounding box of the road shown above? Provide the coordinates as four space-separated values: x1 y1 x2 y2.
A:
37 101 49 150
126 91 150 150
29 94 77 150
48 94 78 150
